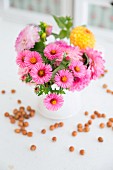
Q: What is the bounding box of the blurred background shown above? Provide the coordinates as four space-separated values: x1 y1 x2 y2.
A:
0 0 113 41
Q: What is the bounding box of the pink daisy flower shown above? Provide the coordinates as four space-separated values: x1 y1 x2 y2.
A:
70 69 91 91
15 25 40 52
44 43 63 60
16 50 30 68
44 93 64 111
30 63 52 84
55 70 73 89
69 60 87 78
24 51 42 69
84 48 105 80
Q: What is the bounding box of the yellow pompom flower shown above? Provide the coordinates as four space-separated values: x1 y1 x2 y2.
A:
70 26 95 49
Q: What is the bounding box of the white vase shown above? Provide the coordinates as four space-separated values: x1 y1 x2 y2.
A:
37 91 81 120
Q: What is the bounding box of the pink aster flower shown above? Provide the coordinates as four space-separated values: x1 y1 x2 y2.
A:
44 43 63 60
70 69 91 91
55 70 73 89
56 44 82 62
55 40 68 47
15 25 40 52
24 51 42 69
84 48 105 80
16 50 30 68
18 67 30 76
44 93 64 111
69 60 87 78
30 63 52 84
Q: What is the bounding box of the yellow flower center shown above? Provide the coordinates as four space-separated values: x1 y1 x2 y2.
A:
50 50 56 55
50 99 57 105
61 76 68 82
38 70 45 77
30 57 37 64
74 66 80 72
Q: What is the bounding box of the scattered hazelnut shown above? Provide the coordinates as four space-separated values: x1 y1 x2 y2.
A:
13 109 18 115
29 110 35 117
23 122 29 127
17 100 22 104
52 137 57 142
4 112 9 117
84 127 90 132
18 121 23 127
58 122 64 127
77 123 83 128
91 114 96 119
102 113 106 118
11 89 16 94
27 132 33 137
102 84 108 89
106 89 111 93
99 123 105 128
54 123 59 128
88 120 92 125
41 129 46 134
30 145 36 151
79 149 85 155
14 129 21 133
26 106 31 111
10 118 16 124
1 90 5 94
69 146 74 152
22 130 27 135
78 128 83 132
109 118 113 122
84 111 89 116
49 125 55 131
72 131 77 137
98 137 103 142
107 121 112 127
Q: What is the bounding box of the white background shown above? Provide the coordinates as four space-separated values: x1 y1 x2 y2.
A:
0 13 113 170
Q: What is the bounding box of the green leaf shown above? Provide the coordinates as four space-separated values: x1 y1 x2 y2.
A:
53 15 66 29
25 74 32 83
65 21 73 29
31 41 45 53
59 30 67 39
52 33 59 39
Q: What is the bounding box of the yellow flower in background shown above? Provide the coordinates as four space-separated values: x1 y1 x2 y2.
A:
70 26 96 49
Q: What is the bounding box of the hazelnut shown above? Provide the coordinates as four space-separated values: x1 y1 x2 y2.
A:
30 145 36 151
69 146 74 152
58 122 64 127
84 111 89 116
52 137 57 142
27 132 33 137
4 112 9 117
79 149 85 155
49 125 55 131
41 129 46 134
98 137 103 142
99 123 105 128
107 121 112 127
72 131 77 137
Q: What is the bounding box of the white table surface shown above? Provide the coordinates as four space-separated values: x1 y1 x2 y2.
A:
0 19 113 170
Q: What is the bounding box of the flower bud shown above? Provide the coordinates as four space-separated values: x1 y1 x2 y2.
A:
46 25 52 36
41 33 46 39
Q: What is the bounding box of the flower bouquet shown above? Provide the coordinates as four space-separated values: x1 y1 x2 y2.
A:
15 16 105 116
